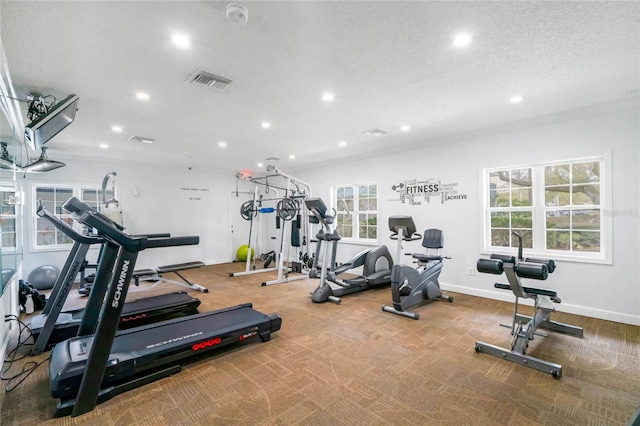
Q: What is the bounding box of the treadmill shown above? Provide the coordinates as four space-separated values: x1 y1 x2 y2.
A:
31 201 200 355
49 197 282 417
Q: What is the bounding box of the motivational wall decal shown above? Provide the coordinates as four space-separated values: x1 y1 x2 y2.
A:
390 178 468 205
180 187 210 201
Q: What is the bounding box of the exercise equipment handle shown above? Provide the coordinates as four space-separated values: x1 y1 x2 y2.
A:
36 200 102 245
63 196 146 252
101 171 118 205
146 236 200 248
512 231 523 260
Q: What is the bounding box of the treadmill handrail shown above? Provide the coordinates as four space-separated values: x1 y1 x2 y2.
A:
37 200 102 245
64 197 199 252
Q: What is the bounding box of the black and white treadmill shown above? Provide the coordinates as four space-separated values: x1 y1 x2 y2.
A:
49 197 282 417
31 201 200 355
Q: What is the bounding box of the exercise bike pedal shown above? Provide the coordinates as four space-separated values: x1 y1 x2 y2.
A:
399 286 411 297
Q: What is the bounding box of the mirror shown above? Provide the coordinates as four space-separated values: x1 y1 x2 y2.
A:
0 53 24 295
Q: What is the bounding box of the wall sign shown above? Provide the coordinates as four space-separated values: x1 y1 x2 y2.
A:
390 178 468 205
180 187 210 201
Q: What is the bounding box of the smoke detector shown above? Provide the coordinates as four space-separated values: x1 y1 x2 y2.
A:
227 3 248 24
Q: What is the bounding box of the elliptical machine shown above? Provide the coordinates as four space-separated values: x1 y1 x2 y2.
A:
305 198 393 304
382 216 452 319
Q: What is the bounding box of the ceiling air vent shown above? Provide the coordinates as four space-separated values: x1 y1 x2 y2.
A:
187 69 232 91
128 135 155 144
363 128 388 136
265 157 280 161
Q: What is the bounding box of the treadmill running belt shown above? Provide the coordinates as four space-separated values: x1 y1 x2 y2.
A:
31 292 200 347
50 303 282 400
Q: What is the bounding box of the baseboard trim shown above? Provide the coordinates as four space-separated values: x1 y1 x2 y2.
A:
441 282 640 326
204 258 232 266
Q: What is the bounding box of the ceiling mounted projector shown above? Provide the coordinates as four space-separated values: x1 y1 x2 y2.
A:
227 3 248 24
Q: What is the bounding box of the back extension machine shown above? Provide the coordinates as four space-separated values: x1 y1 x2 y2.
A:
475 232 583 378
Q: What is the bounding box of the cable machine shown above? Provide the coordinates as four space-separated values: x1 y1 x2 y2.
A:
231 165 312 286
230 184 280 277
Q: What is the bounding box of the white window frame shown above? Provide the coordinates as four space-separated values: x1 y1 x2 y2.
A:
481 154 612 264
0 183 18 254
30 182 115 252
331 182 379 245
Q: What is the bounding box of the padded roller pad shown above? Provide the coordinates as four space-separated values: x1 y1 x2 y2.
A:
490 254 516 264
524 257 556 273
156 261 205 273
477 258 504 275
515 262 548 280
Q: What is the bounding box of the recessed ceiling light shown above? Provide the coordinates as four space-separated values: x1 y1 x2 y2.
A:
400 125 410 132
338 141 347 147
261 122 271 129
322 93 335 102
509 96 523 103
289 154 295 160
218 142 227 148
111 126 122 132
99 144 109 149
136 92 150 101
257 162 263 167
453 33 472 47
172 33 191 48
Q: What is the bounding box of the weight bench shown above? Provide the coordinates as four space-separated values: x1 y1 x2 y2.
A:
132 261 208 293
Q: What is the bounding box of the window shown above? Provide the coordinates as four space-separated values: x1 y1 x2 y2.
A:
32 184 114 250
544 161 601 253
0 185 17 252
488 168 533 248
333 183 378 242
35 186 74 247
484 156 609 263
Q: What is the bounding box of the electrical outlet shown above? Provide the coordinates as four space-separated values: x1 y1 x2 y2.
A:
468 267 476 276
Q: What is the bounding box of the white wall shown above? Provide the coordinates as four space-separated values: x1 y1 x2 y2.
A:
21 159 238 277
294 103 640 325
17 103 639 326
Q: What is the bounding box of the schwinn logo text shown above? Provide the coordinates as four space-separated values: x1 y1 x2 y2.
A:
239 331 257 341
111 259 130 308
147 332 203 349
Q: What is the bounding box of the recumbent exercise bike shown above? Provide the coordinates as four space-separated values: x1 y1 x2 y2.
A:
382 216 453 320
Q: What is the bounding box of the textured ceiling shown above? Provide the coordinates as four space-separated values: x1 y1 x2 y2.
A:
1 1 638 173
